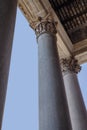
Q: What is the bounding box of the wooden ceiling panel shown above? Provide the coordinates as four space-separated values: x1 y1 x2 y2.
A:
49 0 87 44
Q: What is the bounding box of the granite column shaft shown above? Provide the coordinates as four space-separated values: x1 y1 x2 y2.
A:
35 21 72 130
61 57 87 130
0 0 17 128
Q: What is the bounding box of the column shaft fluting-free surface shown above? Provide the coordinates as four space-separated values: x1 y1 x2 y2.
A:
0 0 17 128
61 57 87 130
36 21 72 130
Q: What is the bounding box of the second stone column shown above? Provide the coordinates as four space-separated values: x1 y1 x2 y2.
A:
61 57 87 130
35 21 72 130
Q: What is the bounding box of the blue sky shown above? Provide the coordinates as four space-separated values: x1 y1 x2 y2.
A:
2 8 87 130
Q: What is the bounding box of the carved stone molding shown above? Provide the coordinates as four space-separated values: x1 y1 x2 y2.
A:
18 0 54 29
60 56 81 74
35 21 57 37
18 0 74 60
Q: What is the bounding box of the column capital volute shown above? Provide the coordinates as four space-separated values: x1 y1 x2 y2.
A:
35 20 57 37
60 56 81 74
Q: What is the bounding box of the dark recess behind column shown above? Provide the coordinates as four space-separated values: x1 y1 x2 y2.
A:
49 0 87 44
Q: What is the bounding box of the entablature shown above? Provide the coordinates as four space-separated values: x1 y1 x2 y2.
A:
18 0 87 64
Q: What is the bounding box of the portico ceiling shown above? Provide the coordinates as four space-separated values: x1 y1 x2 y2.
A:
49 0 87 44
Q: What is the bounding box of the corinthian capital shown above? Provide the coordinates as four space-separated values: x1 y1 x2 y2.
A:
60 56 81 74
35 21 57 37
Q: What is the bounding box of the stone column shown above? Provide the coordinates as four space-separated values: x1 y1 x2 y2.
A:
0 0 17 128
61 57 87 130
35 21 72 130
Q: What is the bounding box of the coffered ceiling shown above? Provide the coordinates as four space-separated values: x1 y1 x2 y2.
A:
49 0 87 44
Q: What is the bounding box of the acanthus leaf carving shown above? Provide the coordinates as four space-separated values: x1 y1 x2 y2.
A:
60 56 81 74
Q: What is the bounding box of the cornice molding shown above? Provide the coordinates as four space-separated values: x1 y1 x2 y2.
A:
74 39 87 55
73 39 87 64
75 51 87 65
18 0 53 29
